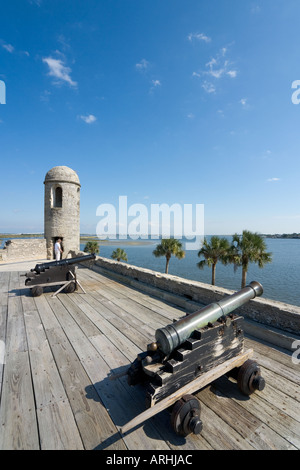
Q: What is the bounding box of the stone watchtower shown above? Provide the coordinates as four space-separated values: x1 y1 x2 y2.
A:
44 166 81 259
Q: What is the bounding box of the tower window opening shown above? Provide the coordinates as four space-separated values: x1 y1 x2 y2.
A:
53 186 62 208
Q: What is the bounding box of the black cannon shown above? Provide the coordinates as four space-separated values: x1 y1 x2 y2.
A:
24 253 96 297
121 281 266 437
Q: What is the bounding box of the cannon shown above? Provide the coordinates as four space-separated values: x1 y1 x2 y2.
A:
23 253 96 297
121 281 265 437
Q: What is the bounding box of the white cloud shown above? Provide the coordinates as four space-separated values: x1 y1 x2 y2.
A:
193 46 237 93
79 114 97 124
188 32 211 43
135 59 149 71
2 43 14 53
205 53 237 79
240 98 251 109
149 79 161 93
267 177 280 182
201 81 216 94
42 56 77 87
227 70 237 78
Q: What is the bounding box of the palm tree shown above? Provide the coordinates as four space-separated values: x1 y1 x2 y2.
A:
153 238 185 274
197 236 231 286
231 230 272 288
84 241 99 255
111 248 128 262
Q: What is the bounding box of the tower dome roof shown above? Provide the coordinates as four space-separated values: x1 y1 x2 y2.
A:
44 166 81 186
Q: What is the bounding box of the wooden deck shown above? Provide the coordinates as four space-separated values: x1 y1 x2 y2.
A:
0 266 299 450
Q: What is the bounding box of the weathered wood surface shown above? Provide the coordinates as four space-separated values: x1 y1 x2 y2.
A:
0 267 299 450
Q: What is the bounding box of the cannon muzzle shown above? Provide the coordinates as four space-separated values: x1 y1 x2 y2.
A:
155 281 263 356
31 253 96 274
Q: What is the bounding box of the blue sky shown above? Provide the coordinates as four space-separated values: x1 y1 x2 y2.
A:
0 0 300 235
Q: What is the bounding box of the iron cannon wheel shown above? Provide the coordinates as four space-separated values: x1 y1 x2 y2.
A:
170 394 203 436
31 286 43 297
237 359 265 396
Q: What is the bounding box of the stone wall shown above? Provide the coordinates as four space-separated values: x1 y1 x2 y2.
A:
91 255 300 336
0 239 47 261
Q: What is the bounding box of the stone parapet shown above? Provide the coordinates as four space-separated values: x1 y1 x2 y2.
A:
0 238 47 261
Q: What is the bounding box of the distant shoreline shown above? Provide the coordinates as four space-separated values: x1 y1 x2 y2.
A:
0 233 299 241
264 233 300 239
0 234 157 246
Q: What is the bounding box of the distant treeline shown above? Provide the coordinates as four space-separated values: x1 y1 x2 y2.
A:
1 232 300 241
265 233 300 239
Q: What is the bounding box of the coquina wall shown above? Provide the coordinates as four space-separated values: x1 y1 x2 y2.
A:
89 255 300 340
0 239 47 261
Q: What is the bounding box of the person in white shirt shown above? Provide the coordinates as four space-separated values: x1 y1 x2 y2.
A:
54 238 63 261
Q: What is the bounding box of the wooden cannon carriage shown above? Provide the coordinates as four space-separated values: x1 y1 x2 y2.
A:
23 254 96 297
121 281 265 437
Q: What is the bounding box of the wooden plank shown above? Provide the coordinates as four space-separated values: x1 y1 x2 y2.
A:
22 309 68 408
6 273 27 354
198 382 295 450
33 294 64 334
0 272 10 294
0 273 39 450
246 424 297 451
260 367 300 402
58 293 102 338
34 293 119 448
43 290 171 449
85 279 169 328
44 295 103 363
48 338 126 450
82 268 186 321
258 379 300 423
199 402 254 450
0 305 7 389
120 349 253 434
37 401 84 450
0 351 39 450
6 296 27 353
251 349 300 386
213 373 300 449
66 293 141 360
90 265 202 312
246 338 300 374
87 290 157 340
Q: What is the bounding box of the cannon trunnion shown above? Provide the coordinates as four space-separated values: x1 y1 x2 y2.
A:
122 282 265 437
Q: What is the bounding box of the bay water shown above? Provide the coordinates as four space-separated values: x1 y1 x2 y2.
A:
80 237 300 307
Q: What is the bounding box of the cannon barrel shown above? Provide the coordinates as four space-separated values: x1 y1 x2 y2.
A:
32 253 96 274
155 281 263 356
